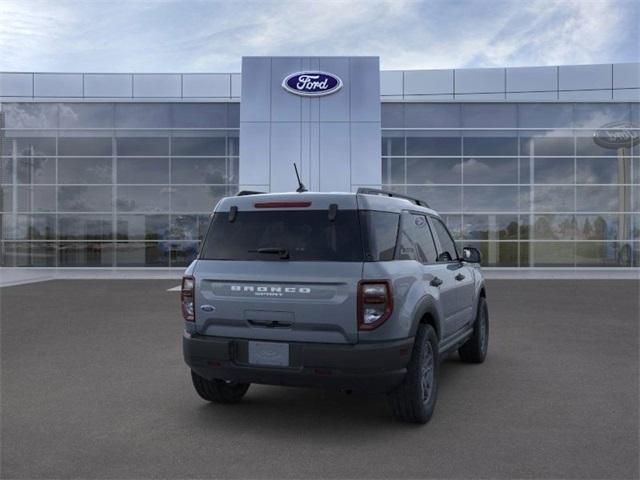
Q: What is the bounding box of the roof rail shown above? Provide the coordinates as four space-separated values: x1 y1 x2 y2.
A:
356 187 430 208
236 190 266 196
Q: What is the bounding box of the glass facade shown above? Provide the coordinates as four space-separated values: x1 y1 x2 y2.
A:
0 103 239 267
382 102 639 267
1 100 638 268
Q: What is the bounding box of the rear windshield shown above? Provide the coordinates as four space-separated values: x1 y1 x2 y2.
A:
200 210 364 261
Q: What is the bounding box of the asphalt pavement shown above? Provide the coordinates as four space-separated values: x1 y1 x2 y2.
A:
1 279 638 479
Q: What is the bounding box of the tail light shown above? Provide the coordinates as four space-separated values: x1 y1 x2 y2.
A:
358 280 393 330
181 276 195 321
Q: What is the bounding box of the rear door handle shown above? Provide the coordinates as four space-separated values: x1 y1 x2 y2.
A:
430 277 443 287
455 273 465 281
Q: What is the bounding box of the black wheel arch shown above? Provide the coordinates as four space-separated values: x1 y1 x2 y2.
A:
409 296 442 341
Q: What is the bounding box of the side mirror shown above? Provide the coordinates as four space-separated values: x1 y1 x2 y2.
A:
462 247 481 264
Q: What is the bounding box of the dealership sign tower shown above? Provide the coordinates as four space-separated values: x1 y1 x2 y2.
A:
239 56 381 193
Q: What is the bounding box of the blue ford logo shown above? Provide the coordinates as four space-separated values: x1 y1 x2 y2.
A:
593 122 639 149
282 71 343 97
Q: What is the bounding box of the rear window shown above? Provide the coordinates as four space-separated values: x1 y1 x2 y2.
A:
200 210 364 261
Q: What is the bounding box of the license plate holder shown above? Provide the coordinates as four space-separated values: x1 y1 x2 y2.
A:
248 341 290 367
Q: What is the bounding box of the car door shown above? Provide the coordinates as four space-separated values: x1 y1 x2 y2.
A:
428 216 475 334
397 212 459 337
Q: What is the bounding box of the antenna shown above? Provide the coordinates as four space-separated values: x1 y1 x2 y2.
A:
293 163 308 193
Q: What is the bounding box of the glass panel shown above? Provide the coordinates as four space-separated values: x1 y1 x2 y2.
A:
520 135 574 156
115 242 169 267
117 158 169 184
17 157 56 184
575 242 632 267
116 186 170 212
463 241 518 267
58 242 114 267
170 241 199 267
533 186 574 212
169 214 201 240
463 136 518 156
58 186 111 212
576 185 630 212
171 186 229 212
403 186 461 213
171 158 228 184
1 187 13 211
406 158 461 184
360 211 400 261
440 214 462 240
58 104 114 128
58 137 112 156
633 215 640 241
2 104 59 128
171 104 227 128
531 242 575 266
117 214 169 240
0 158 12 184
406 134 460 156
576 214 632 241
114 104 171 128
462 104 517 128
227 104 240 127
573 103 630 128
533 158 574 184
462 215 518 240
381 132 404 156
404 104 460 128
517 104 573 129
463 186 520 212
1 214 55 240
59 214 112 240
171 136 226 156
430 217 458 261
532 215 576 240
116 137 168 156
1 242 56 267
462 157 518 184
576 134 628 157
58 158 112 184
12 137 56 156
18 186 56 212
633 157 640 184
382 158 405 184
381 104 404 128
576 157 630 184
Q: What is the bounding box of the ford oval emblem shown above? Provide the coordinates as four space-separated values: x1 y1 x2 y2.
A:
593 122 639 149
200 305 215 312
282 71 343 97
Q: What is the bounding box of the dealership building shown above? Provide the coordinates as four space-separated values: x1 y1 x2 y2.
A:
0 57 638 270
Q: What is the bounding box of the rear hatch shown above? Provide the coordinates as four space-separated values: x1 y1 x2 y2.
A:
193 194 363 344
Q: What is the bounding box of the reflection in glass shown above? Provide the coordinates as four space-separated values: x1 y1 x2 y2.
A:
116 137 169 156
17 186 56 212
463 241 518 267
406 158 461 184
59 214 112 240
171 186 230 212
533 215 575 240
533 186 574 212
1 242 56 266
573 103 630 128
171 158 228 184
406 136 460 156
463 157 517 184
520 136 574 156
0 158 12 184
530 242 575 266
462 104 517 128
381 133 404 156
440 215 462 240
14 137 56 156
116 186 170 212
404 104 461 128
575 242 632 267
463 136 518 156
117 215 169 240
117 158 169 184
576 157 630 184
58 186 111 212
463 186 520 212
463 215 518 240
575 214 631 241
59 104 114 128
58 158 112 184
58 137 112 156
382 158 405 184
17 157 56 184
114 104 171 128
533 158 574 184
381 104 404 128
517 104 573 129
171 136 226 156
172 104 227 128
402 186 461 213
115 242 169 267
170 241 199 267
2 104 58 128
58 242 114 267
576 186 630 212
1 214 55 240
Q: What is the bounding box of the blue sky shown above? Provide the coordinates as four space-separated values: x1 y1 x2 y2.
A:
0 0 638 72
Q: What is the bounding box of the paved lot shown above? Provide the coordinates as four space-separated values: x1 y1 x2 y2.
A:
1 279 638 479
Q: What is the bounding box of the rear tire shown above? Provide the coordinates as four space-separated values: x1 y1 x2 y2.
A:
190 371 250 404
387 324 439 424
458 296 489 363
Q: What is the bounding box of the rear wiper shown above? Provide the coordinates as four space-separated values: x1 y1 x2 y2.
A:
249 247 290 260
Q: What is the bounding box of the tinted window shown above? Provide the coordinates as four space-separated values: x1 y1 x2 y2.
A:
360 211 399 261
201 210 363 262
397 213 437 263
431 217 458 261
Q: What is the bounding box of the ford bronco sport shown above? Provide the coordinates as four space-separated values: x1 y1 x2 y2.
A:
182 188 488 423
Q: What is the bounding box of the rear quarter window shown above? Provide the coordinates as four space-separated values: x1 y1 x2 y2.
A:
360 211 400 261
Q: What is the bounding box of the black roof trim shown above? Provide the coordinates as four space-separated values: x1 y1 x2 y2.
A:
356 188 430 208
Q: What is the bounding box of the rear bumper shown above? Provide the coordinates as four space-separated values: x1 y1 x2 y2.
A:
183 333 414 393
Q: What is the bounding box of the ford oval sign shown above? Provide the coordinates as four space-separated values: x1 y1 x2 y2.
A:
282 71 342 97
593 122 640 149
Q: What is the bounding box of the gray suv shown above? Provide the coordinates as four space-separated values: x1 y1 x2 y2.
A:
182 188 488 423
